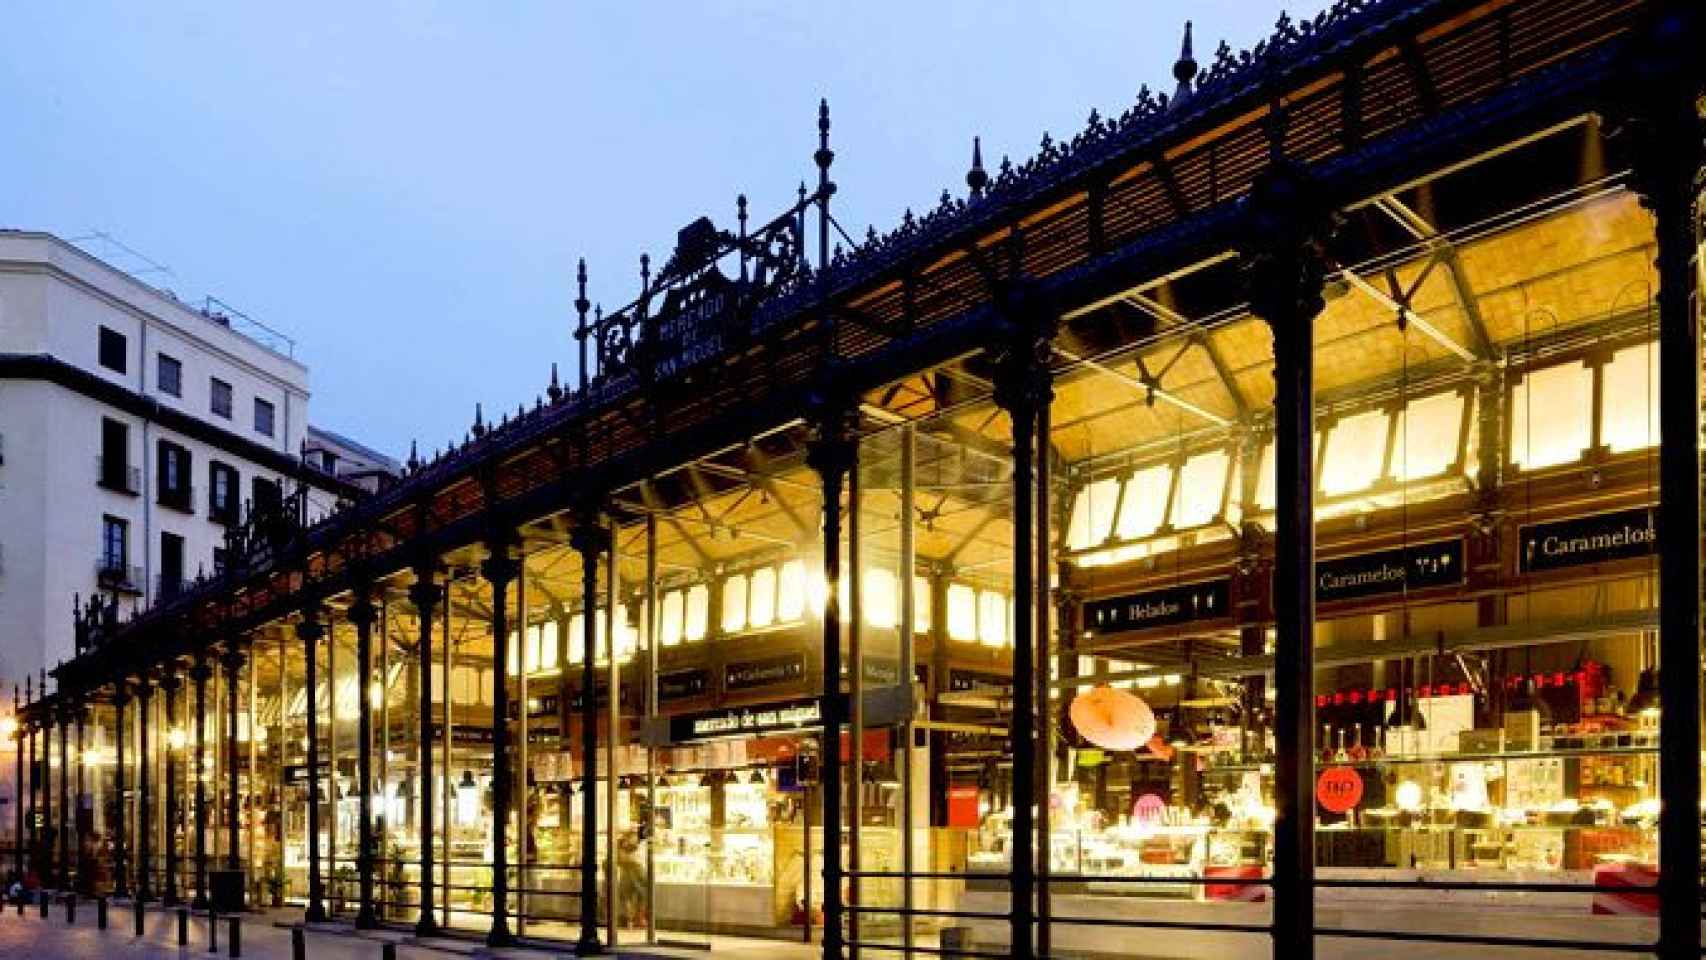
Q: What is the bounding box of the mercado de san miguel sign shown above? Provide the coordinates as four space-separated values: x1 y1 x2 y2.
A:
1316 539 1464 603
1518 507 1656 573
1085 578 1231 636
668 696 824 742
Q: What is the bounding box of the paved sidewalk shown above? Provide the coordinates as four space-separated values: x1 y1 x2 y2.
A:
0 896 822 959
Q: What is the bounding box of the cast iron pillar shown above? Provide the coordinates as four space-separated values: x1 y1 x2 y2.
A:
1624 8 1704 956
74 705 88 895
1240 159 1339 960
191 656 211 910
992 308 1054 960
806 397 856 960
112 685 129 898
161 668 181 906
408 565 442 938
56 703 70 891
297 611 327 923
348 590 379 929
482 538 520 948
220 646 244 877
11 687 22 883
135 679 154 901
570 512 610 956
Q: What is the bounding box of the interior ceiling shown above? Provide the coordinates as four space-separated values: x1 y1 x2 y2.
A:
323 118 1651 663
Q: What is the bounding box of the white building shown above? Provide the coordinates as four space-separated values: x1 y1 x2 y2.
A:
0 230 381 695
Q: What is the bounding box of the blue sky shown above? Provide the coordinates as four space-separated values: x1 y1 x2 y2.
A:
0 2 1324 458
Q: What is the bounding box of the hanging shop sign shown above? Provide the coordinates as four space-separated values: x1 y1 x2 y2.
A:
282 760 330 785
725 652 806 692
1316 766 1365 814
1518 506 1656 573
861 657 901 686
568 679 631 712
427 723 495 746
947 785 981 828
1084 578 1230 636
659 668 712 702
668 695 825 743
1315 539 1464 603
948 669 1011 694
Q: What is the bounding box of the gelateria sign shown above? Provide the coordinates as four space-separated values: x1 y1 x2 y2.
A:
1085 578 1230 635
1316 539 1464 603
1518 507 1656 573
668 696 824 742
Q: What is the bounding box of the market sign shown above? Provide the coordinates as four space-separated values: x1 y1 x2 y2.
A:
1316 766 1364 814
861 657 900 687
947 669 1010 694
1518 506 1655 573
659 668 711 702
667 696 824 742
725 652 806 691
1315 539 1464 603
1084 579 1230 636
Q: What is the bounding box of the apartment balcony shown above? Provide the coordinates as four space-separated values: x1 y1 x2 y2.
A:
96 456 141 495
95 558 142 594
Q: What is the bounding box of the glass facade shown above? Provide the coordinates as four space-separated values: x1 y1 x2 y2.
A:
4 7 1701 958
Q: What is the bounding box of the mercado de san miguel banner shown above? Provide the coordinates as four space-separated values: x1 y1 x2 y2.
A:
1518 506 1656 573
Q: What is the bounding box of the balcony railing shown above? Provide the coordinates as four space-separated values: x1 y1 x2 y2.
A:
95 558 142 593
96 456 141 495
158 483 196 514
156 574 187 601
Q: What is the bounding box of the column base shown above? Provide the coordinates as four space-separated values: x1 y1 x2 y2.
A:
414 916 441 939
354 908 379 930
575 932 604 956
190 896 209 911
304 902 327 923
485 921 514 948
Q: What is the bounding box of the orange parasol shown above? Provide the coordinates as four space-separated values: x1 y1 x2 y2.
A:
1068 685 1156 752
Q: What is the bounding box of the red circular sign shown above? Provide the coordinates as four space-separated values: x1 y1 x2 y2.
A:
1316 766 1364 814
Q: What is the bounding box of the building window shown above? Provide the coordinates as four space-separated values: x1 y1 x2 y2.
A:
157 354 182 397
157 439 192 512
99 326 127 374
210 378 233 419
208 461 239 524
160 531 184 598
98 418 136 494
101 516 128 572
254 397 276 437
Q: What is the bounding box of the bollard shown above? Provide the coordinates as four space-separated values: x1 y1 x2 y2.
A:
177 905 189 945
16 894 23 915
133 897 145 936
39 890 48 918
290 925 305 960
227 915 241 958
381 942 397 960
207 910 218 953
65 892 75 924
97 896 108 930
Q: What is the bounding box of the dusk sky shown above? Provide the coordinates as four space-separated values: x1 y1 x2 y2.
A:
1 2 1325 459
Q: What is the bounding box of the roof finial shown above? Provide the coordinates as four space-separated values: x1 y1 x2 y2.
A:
574 258 591 391
1172 21 1197 108
548 362 563 403
966 136 989 200
407 439 420 471
472 402 486 439
640 253 651 294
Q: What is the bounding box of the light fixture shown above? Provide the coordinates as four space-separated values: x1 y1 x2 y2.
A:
0 717 17 740
456 769 479 824
1395 780 1424 813
167 727 188 751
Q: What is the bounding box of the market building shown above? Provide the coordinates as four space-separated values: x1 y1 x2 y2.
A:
8 0 1705 957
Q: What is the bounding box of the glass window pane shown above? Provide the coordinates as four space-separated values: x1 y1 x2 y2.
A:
1171 450 1229 527
1321 409 1391 496
1510 359 1593 470
506 632 519 677
778 559 808 622
946 583 977 642
978 589 1007 648
1066 476 1121 551
749 566 777 628
913 575 932 633
1601 342 1658 453
540 620 559 670
1392 391 1466 482
722 573 749 633
684 584 710 641
659 591 683 647
864 567 898 629
1116 464 1173 540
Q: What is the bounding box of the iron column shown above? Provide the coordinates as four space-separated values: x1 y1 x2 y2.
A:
408 566 441 938
570 513 608 956
191 657 211 910
298 611 327 923
482 539 519 948
349 591 379 929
